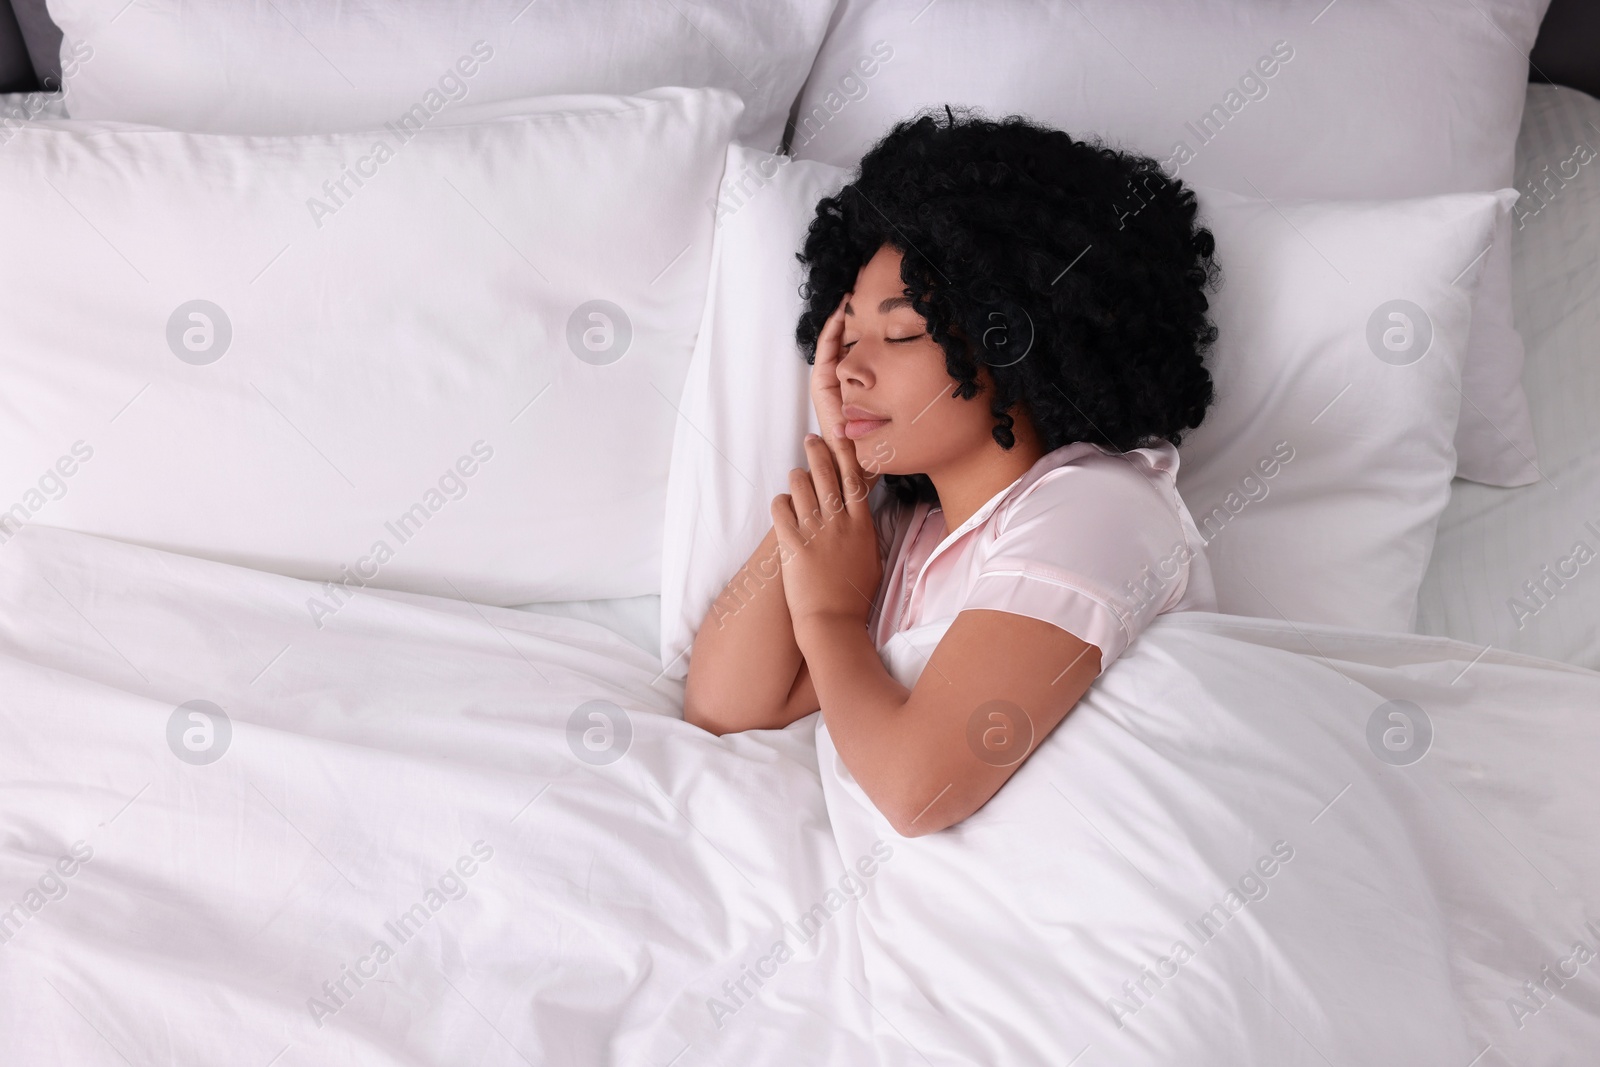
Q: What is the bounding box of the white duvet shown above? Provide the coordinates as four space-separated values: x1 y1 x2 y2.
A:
2 525 1597 1065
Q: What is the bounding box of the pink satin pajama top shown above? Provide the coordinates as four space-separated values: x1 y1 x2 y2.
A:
866 439 1218 674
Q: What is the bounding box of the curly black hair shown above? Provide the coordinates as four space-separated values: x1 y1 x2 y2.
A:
794 105 1222 505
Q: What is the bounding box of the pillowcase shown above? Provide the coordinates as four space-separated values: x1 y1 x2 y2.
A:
0 86 742 605
788 0 1549 489
1174 185 1515 631
1416 83 1600 670
659 145 848 678
40 0 836 151
658 162 1515 674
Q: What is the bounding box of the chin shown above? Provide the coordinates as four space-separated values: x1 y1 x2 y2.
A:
851 435 900 476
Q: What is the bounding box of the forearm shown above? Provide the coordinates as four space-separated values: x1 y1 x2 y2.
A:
683 526 808 733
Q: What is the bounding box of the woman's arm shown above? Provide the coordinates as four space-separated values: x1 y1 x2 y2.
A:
684 291 858 735
793 606 1100 836
682 524 820 735
771 431 1101 836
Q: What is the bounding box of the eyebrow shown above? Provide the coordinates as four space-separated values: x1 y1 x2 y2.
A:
844 295 915 315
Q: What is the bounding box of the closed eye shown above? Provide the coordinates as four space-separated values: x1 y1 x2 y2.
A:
841 333 924 351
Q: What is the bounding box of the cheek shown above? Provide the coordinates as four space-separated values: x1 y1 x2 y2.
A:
919 390 993 449
875 348 946 434
888 344 957 411
877 346 989 459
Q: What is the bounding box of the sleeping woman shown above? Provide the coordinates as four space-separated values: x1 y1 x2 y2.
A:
683 106 1223 837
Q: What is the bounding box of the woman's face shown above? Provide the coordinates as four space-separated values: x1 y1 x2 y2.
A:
837 243 1005 477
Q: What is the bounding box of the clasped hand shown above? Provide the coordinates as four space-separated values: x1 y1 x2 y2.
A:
771 431 884 628
770 292 888 628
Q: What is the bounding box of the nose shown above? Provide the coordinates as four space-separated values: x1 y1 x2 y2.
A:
836 338 873 388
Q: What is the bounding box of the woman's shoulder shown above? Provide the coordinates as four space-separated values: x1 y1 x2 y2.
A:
984 438 1216 617
998 440 1185 535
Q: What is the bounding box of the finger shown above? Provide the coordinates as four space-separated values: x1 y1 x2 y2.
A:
803 433 845 517
787 466 821 537
812 293 852 441
819 296 849 357
812 386 845 444
770 493 800 547
815 292 850 361
822 428 871 516
832 287 857 326
812 300 851 425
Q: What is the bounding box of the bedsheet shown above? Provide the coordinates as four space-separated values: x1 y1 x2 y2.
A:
1 525 1597 1065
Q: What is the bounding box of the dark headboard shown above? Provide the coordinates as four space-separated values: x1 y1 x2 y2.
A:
1529 0 1600 100
5 0 57 88
0 0 31 93
2 0 1599 99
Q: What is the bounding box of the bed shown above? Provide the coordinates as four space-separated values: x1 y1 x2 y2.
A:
1 2 1597 1065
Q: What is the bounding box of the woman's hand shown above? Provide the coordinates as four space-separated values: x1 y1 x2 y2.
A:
811 291 889 491
811 292 851 441
771 432 883 629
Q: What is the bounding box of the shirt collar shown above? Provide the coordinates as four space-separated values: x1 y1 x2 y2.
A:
911 440 1113 570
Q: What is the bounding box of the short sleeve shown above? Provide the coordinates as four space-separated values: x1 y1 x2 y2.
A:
962 458 1194 671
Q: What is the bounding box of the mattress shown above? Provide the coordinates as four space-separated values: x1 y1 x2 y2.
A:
1416 84 1600 670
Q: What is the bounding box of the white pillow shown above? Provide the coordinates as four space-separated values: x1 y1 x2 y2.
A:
42 0 837 151
789 0 1548 489
659 145 849 677
0 87 742 605
1176 186 1515 631
657 163 1514 674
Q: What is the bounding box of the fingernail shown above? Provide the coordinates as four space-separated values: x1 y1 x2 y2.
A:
805 433 819 442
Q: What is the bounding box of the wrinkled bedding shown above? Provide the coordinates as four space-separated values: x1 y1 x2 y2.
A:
2 526 1597 1065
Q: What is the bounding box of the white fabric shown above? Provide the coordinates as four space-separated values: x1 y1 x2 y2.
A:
659 173 1514 671
790 0 1548 488
0 88 67 125
42 0 837 151
1176 185 1514 632
1416 84 1600 670
3 524 1598 1064
512 593 663 658
0 87 741 604
658 144 851 678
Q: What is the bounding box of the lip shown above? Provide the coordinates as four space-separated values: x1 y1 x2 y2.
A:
841 402 890 441
842 403 888 421
844 419 890 440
